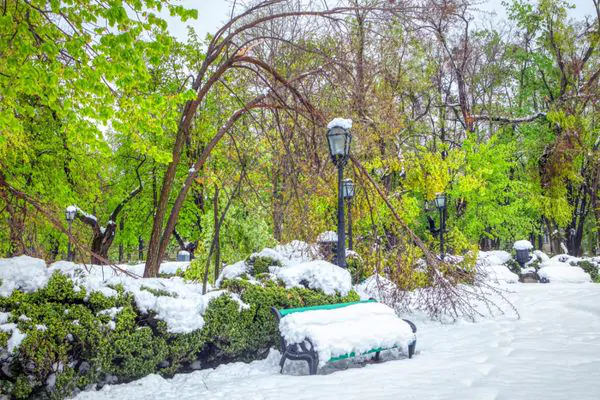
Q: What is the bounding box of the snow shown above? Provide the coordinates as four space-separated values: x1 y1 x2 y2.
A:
560 242 569 254
316 231 338 242
69 206 97 222
532 250 550 263
98 307 123 319
273 241 319 266
274 260 352 296
477 250 512 266
532 254 592 283
0 323 26 353
0 255 51 296
35 260 221 334
327 118 353 130
513 240 533 250
215 260 249 287
279 302 415 367
538 266 591 283
215 241 320 286
151 261 191 275
480 264 519 283
354 274 398 302
76 284 600 400
48 261 242 333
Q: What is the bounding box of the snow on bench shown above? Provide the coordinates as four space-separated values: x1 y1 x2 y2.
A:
272 300 417 374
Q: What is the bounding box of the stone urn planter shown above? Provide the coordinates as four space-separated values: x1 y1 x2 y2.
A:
519 271 539 283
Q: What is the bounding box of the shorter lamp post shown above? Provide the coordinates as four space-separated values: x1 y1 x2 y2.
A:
342 178 355 250
326 121 352 268
568 227 576 255
434 193 446 260
65 206 77 261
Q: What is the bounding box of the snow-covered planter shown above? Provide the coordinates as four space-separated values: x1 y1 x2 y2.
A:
273 260 352 296
513 240 533 251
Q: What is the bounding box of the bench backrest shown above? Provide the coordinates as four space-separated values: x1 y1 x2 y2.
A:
276 299 376 317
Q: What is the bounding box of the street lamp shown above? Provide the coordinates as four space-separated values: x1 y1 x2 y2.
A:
343 179 355 250
434 193 446 259
65 206 77 261
326 119 352 268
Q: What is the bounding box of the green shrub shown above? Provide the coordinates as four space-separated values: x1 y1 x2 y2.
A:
346 255 368 284
0 272 208 399
504 259 521 274
0 330 9 347
576 261 599 282
140 285 178 298
183 257 215 285
246 255 282 276
527 257 542 271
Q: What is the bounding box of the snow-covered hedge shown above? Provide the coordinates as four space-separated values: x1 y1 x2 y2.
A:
0 254 358 399
476 248 598 284
0 269 209 399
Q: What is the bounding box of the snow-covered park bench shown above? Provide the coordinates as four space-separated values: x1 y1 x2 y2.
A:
271 300 417 375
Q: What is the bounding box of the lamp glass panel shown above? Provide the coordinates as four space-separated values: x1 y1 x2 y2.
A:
327 127 348 156
435 194 446 208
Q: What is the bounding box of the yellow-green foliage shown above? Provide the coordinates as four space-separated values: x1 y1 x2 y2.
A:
183 257 215 284
346 254 369 284
246 255 282 275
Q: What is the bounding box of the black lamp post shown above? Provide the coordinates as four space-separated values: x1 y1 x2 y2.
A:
434 193 446 260
65 206 77 261
343 178 355 250
326 120 352 268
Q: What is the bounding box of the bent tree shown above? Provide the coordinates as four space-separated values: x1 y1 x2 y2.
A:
143 1 407 276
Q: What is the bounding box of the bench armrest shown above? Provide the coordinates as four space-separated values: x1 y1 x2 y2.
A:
402 318 417 333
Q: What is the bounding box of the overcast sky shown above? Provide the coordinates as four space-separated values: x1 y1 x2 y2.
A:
164 0 597 41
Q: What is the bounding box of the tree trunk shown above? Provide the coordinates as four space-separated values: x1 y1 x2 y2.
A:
90 223 117 264
118 218 124 263
213 185 221 283
138 236 144 261
272 168 283 242
0 189 26 257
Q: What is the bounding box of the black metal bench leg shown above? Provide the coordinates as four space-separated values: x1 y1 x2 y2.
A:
309 357 318 375
374 351 381 362
279 354 286 373
408 341 416 359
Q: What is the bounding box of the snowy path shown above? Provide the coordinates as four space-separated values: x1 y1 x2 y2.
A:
77 284 600 400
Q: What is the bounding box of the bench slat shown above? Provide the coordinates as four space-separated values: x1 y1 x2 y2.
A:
328 345 399 362
278 299 376 316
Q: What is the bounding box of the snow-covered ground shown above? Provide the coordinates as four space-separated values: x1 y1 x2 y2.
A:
77 283 600 400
